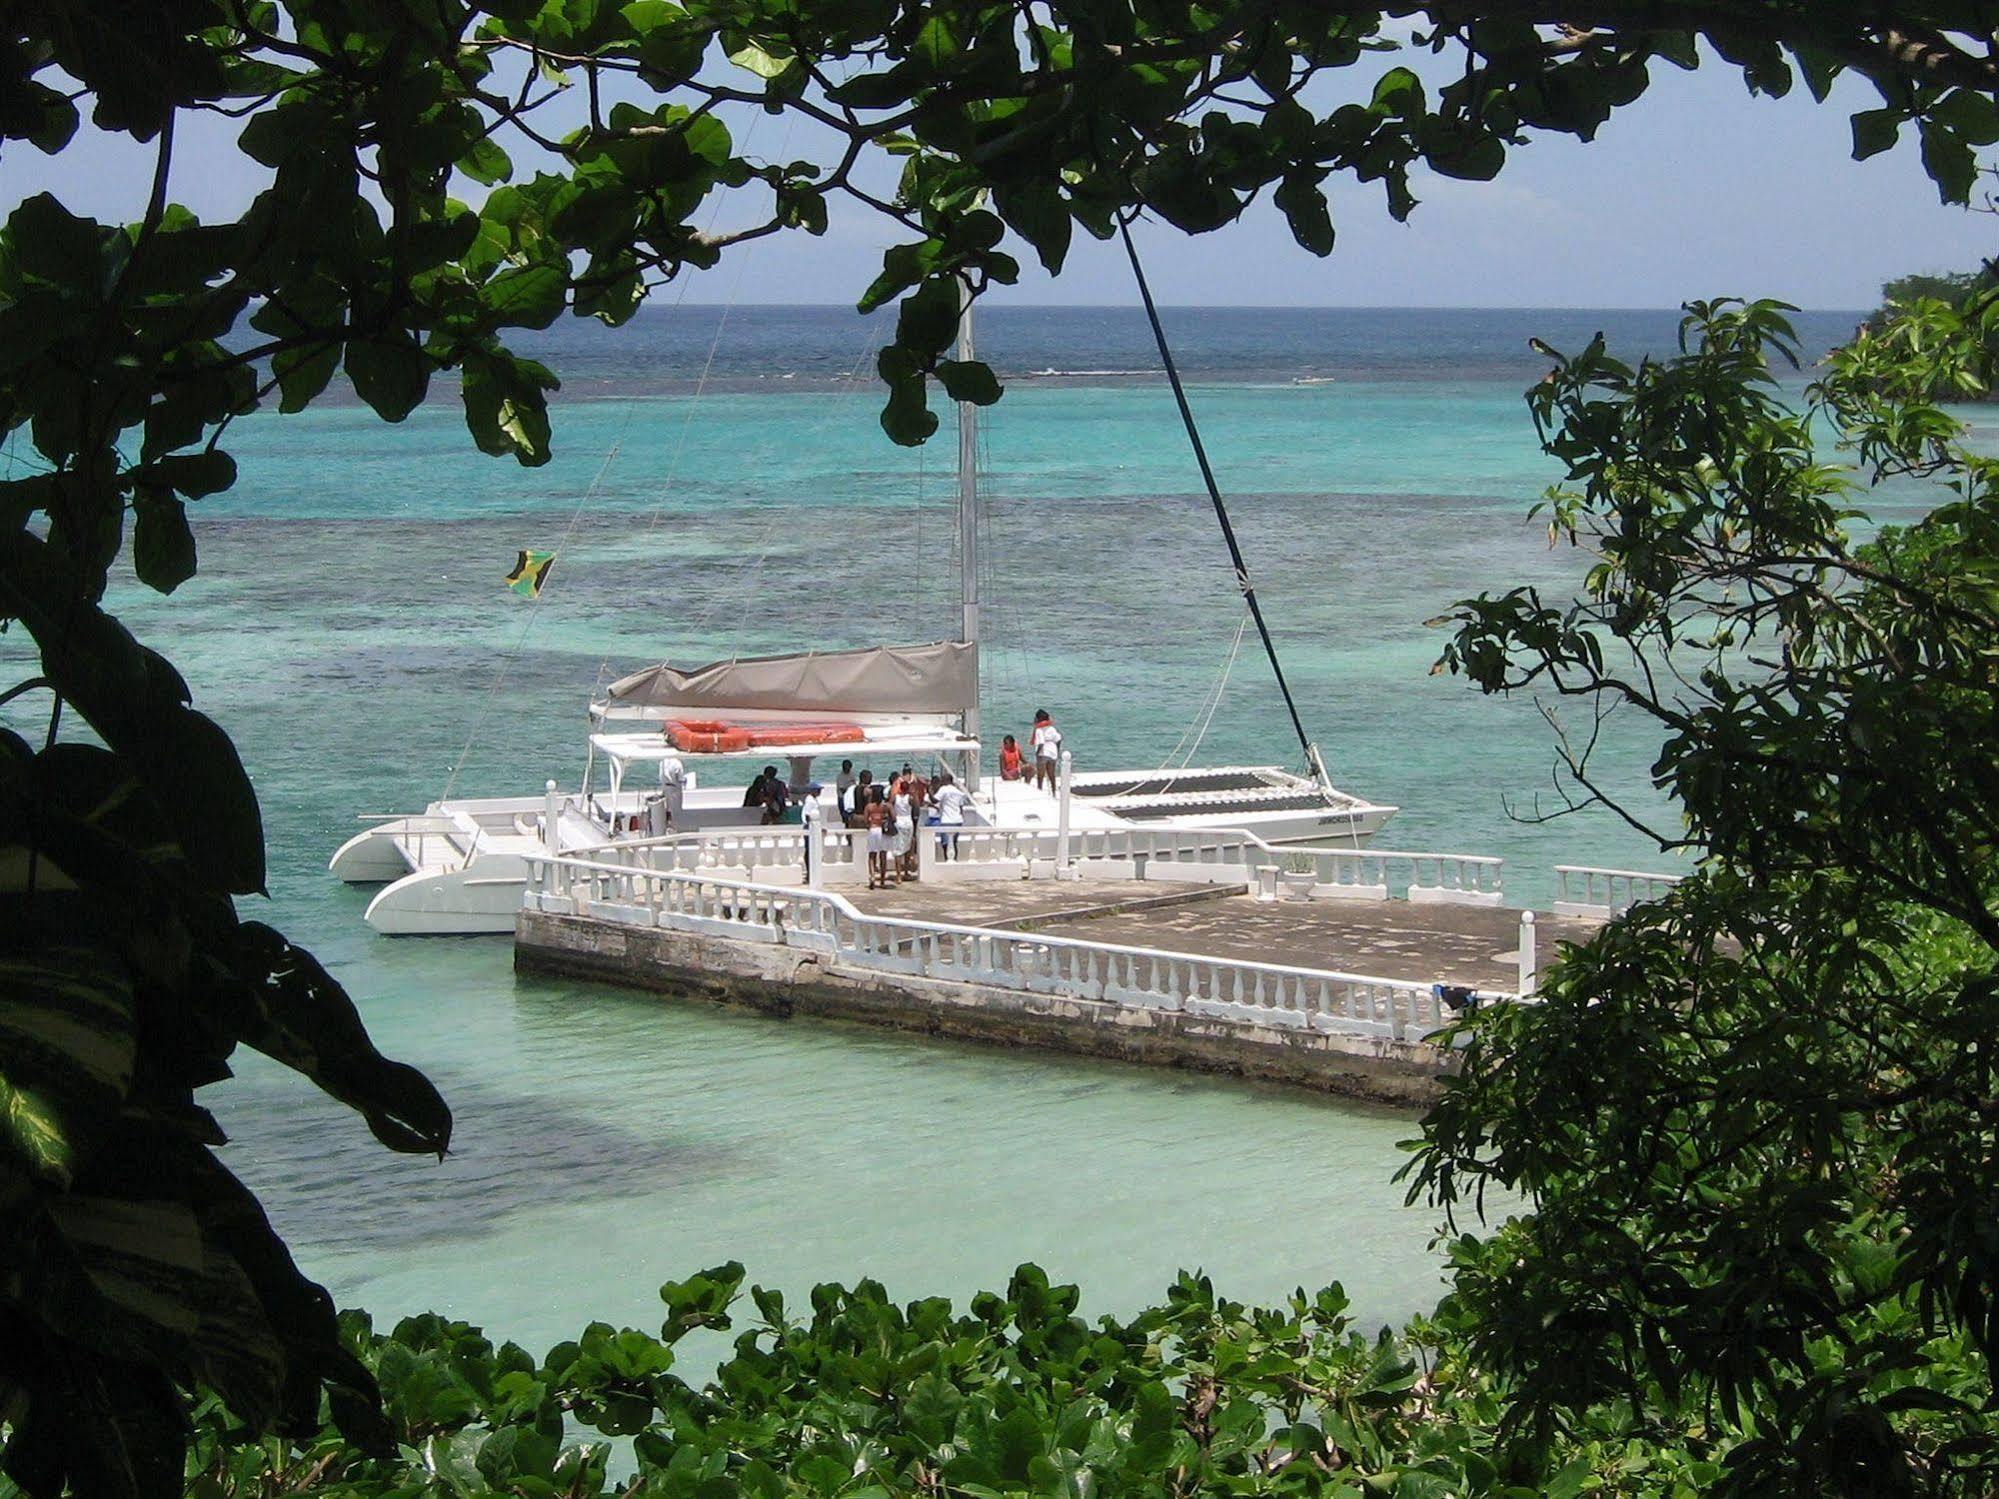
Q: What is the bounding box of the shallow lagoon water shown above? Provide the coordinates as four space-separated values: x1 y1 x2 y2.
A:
4 305 1905 1347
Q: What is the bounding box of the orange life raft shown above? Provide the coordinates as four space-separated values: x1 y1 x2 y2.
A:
661 720 866 752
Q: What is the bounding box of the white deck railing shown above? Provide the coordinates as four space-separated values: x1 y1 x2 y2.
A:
1552 864 1684 918
564 821 1506 906
523 855 1470 1043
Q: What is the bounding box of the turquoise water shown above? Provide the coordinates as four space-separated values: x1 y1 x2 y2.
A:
8 305 1952 1349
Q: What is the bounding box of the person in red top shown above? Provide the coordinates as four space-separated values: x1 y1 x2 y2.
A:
999 734 1024 781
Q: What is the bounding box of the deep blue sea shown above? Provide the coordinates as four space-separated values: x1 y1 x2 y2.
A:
10 304 1954 1350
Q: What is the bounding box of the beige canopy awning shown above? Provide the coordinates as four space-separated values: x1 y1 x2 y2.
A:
603 641 977 717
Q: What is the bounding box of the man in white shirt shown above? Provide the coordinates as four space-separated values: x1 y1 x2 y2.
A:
1029 708 1063 791
647 754 687 836
930 771 972 860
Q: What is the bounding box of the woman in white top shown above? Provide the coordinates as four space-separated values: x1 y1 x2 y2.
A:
1029 709 1062 791
891 778 916 879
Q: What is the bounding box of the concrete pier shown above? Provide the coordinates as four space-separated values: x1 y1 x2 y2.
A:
515 864 1600 1105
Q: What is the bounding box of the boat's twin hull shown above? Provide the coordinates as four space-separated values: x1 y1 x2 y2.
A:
362 860 530 936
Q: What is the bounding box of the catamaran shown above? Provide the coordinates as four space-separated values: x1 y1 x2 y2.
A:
331 284 1396 934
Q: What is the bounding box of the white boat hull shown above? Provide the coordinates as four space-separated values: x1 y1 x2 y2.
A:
338 765 1395 936
363 860 531 936
330 819 438 882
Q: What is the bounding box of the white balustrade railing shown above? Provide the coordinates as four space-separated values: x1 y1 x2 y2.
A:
1552 864 1683 918
561 818 1506 904
524 855 1470 1043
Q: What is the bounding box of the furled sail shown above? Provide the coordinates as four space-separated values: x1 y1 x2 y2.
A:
604 641 978 717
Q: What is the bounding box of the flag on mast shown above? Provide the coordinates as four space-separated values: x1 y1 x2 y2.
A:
504 549 555 598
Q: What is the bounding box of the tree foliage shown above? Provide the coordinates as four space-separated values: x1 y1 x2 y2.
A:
1878 265 1994 312
0 1263 1784 1499
1411 294 1999 1494
8 3 1999 1495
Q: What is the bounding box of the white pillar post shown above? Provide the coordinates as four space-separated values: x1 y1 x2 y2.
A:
544 779 561 855
1056 750 1075 879
1517 909 1538 996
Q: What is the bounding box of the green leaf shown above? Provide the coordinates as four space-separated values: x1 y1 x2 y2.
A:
344 337 431 422
1931 88 1999 146
993 182 1071 274
575 258 645 326
1126 1380 1177 1471
726 36 792 80
0 941 137 1185
140 450 237 500
0 528 265 892
878 359 938 446
936 358 1001 405
272 340 342 414
914 15 961 69
1273 172 1334 255
1919 120 1979 202
458 134 514 186
132 491 197 594
1851 107 1902 161
485 261 568 329
1425 130 1506 183
461 347 557 465
1370 66 1424 118
0 1075 73 1184
8 192 110 290
218 922 453 1156
19 85 80 154
1792 42 1841 101
826 67 916 110
896 276 962 355
776 182 828 235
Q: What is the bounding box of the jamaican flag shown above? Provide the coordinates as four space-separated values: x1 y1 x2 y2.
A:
504 549 555 598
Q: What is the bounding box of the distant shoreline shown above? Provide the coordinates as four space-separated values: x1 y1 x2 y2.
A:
606 301 1872 316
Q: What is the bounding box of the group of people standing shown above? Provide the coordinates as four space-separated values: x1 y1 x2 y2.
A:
998 709 1064 790
737 708 1066 890
819 760 974 889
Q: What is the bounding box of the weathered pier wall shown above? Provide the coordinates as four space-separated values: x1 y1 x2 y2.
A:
516 910 1451 1105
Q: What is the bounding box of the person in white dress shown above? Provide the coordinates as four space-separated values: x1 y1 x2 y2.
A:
800 780 826 882
891 777 916 880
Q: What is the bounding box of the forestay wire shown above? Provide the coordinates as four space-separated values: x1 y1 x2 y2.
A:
438 437 623 802
440 100 773 799
1117 214 1317 772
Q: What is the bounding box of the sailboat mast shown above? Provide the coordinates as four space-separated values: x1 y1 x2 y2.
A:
956 277 981 770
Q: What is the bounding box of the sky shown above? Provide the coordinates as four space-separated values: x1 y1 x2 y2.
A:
4 40 1994 310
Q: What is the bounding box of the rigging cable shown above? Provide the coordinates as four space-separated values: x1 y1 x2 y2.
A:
1098 603 1250 796
438 436 624 802
590 103 793 688
1173 606 1252 769
441 92 775 801
1117 214 1317 773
